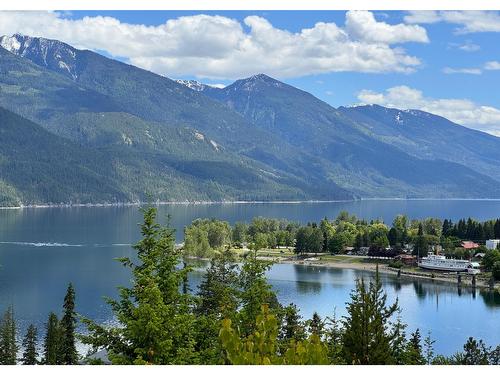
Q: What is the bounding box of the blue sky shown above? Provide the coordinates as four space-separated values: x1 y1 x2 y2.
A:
1 10 499 134
66 10 499 108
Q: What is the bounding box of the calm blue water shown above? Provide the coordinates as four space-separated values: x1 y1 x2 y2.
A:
1 200 500 356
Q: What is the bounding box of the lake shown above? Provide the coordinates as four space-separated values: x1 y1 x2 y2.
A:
1 200 500 356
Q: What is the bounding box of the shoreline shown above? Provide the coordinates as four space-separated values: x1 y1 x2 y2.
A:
4 197 500 210
275 257 496 291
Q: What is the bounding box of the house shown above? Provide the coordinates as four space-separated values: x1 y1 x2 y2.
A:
461 241 480 250
395 254 417 266
486 239 500 250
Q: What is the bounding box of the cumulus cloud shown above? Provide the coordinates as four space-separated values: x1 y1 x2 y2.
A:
0 10 428 79
405 11 500 34
442 67 482 75
357 86 500 136
345 10 428 44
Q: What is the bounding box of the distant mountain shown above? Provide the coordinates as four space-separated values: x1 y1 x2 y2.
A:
1 34 500 204
193 74 500 198
338 104 500 181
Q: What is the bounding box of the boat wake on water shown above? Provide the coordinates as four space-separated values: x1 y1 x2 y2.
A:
0 241 132 247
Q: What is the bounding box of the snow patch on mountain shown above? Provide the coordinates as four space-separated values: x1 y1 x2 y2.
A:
0 34 79 80
0 35 21 54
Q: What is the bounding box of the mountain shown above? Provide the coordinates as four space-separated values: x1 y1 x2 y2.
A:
0 35 351 204
186 74 500 198
0 106 126 206
337 104 500 181
1 33 500 204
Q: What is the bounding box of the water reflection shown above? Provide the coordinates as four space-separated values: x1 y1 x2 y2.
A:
296 280 322 295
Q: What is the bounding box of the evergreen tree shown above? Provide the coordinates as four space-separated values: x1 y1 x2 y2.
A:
0 306 18 365
423 331 435 365
238 250 278 336
279 304 306 343
307 312 325 337
341 268 399 364
82 206 198 364
43 312 61 365
324 312 345 364
413 224 428 258
196 249 239 318
461 337 490 365
60 283 78 364
405 329 425 364
494 219 500 239
21 324 38 365
390 315 408 364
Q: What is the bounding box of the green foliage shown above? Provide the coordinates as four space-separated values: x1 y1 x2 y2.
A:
184 219 232 257
82 206 199 364
196 249 239 318
237 251 279 336
0 306 18 365
219 305 329 365
21 324 38 365
492 261 500 281
43 312 61 364
232 222 248 246
307 312 325 338
295 226 323 254
341 269 400 364
60 283 78 364
279 304 306 344
483 250 500 272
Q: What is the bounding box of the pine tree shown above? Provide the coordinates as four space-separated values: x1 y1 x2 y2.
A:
307 312 325 337
423 331 435 364
60 283 78 364
82 206 199 364
341 268 399 364
196 249 239 318
279 304 306 343
0 306 18 365
43 312 61 365
390 315 408 364
238 250 278 336
405 329 425 364
462 337 490 365
413 223 428 257
21 324 38 365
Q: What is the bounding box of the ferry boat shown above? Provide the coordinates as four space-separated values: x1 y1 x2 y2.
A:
418 254 480 274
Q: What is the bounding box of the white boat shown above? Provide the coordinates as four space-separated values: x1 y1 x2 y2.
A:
418 254 480 274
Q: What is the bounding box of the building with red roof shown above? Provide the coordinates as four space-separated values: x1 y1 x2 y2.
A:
461 241 480 250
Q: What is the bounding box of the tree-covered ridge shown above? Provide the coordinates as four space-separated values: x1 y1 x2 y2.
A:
2 207 500 365
0 41 351 204
3 36 500 203
200 74 500 199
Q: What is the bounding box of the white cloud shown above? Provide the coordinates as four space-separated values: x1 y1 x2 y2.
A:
455 40 481 52
357 86 500 136
345 10 428 44
405 11 500 34
442 67 482 75
485 61 500 70
0 10 427 79
206 83 226 89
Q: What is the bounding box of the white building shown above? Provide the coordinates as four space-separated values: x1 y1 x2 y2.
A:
486 239 500 250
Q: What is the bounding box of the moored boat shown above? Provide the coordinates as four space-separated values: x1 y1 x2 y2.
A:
418 254 480 273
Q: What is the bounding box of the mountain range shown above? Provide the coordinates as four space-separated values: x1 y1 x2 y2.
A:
0 33 499 206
